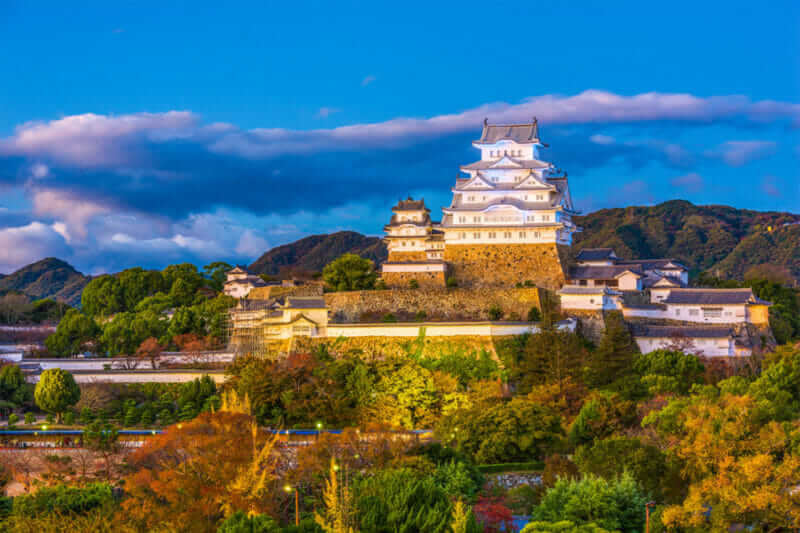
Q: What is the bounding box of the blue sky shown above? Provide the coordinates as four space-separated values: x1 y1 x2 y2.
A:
0 1 798 274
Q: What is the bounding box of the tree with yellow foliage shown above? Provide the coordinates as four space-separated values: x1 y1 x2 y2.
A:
315 457 356 533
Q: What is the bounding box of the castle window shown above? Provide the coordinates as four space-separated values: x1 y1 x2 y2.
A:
402 241 407 246
519 232 526 238
473 216 480 223
488 232 496 239
536 194 544 201
460 232 466 239
503 231 511 239
473 232 480 239
534 231 541 238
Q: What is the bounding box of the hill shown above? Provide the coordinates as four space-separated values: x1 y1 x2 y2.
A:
0 257 90 306
249 231 387 277
572 200 800 282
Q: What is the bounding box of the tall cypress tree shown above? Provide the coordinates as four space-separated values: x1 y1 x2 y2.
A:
585 312 638 389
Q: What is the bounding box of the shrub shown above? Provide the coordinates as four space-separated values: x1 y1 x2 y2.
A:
24 412 34 424
446 276 458 288
217 511 282 532
382 313 397 323
7 413 19 428
63 411 75 425
487 306 503 321
409 279 419 289
374 279 388 290
531 474 646 533
12 483 114 517
527 306 542 322
414 310 427 322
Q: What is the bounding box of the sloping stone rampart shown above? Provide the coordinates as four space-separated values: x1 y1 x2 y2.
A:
293 335 501 361
387 251 429 262
443 243 570 290
324 287 541 323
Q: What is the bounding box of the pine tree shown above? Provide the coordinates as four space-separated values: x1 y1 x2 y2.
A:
585 311 638 388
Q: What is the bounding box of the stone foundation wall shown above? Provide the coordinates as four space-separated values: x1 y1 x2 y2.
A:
382 270 446 289
247 284 324 300
293 335 503 362
387 251 428 262
443 243 570 290
324 287 541 323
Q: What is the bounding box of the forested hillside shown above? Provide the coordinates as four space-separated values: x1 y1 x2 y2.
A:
0 258 90 306
248 230 386 277
573 200 800 282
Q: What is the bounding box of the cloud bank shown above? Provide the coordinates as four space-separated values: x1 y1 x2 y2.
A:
0 90 797 274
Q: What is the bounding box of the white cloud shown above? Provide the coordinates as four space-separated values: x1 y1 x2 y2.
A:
31 189 110 240
671 172 705 193
235 229 269 258
704 140 778 167
0 222 70 273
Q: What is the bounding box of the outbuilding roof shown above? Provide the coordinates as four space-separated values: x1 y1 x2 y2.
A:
392 197 429 212
557 285 621 295
568 265 643 280
617 258 687 271
575 248 618 262
460 157 550 171
661 288 771 306
284 297 327 309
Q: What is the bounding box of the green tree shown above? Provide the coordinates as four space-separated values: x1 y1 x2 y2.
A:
584 312 638 389
83 420 121 481
81 275 124 317
203 261 232 292
0 364 29 406
574 437 685 503
34 368 80 422
442 397 563 464
532 474 647 533
118 267 166 311
355 468 456 533
45 309 101 357
568 394 637 447
517 329 587 395
167 306 200 339
101 310 167 356
322 253 377 291
633 349 705 395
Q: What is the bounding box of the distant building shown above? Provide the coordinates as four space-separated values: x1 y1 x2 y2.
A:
632 325 750 357
556 285 622 310
659 288 771 324
223 266 269 298
567 248 688 291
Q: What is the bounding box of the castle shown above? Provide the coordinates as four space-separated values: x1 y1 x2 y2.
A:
381 119 578 290
225 119 771 360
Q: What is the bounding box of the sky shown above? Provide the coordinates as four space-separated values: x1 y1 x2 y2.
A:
0 0 798 274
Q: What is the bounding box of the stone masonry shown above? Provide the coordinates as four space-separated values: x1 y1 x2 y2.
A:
381 270 446 289
443 243 570 290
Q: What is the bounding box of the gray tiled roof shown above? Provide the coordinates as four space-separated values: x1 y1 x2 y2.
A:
576 248 617 261
557 285 620 295
634 325 732 338
392 197 429 212
475 120 541 144
643 273 686 289
568 265 643 280
617 259 687 271
284 297 327 309
444 196 559 212
661 288 770 305
460 157 550 170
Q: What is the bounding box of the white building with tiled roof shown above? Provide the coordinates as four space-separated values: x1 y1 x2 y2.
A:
439 118 580 246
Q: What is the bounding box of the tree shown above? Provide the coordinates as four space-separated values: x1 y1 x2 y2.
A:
517 329 587 396
122 411 281 532
203 261 232 292
441 397 563 464
84 420 121 481
45 309 101 357
217 511 282 533
0 364 29 407
81 275 124 317
136 337 164 369
567 394 637 447
632 349 705 396
315 458 356 533
532 474 647 533
34 368 80 422
322 254 377 291
101 310 167 356
584 312 638 389
0 293 32 325
354 468 455 533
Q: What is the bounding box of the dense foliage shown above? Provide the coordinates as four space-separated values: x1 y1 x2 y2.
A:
43 262 235 357
321 253 377 291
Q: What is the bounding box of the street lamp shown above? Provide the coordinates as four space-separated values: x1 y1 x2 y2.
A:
315 421 323 441
645 501 656 533
284 484 299 526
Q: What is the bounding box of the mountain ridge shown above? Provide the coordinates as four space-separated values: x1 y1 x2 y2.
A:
0 257 90 306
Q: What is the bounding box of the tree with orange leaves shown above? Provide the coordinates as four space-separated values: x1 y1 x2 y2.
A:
120 410 281 532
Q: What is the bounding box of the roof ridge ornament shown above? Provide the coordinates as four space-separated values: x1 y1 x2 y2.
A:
531 117 539 140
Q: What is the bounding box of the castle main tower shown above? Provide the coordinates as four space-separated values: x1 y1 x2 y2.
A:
440 119 579 289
